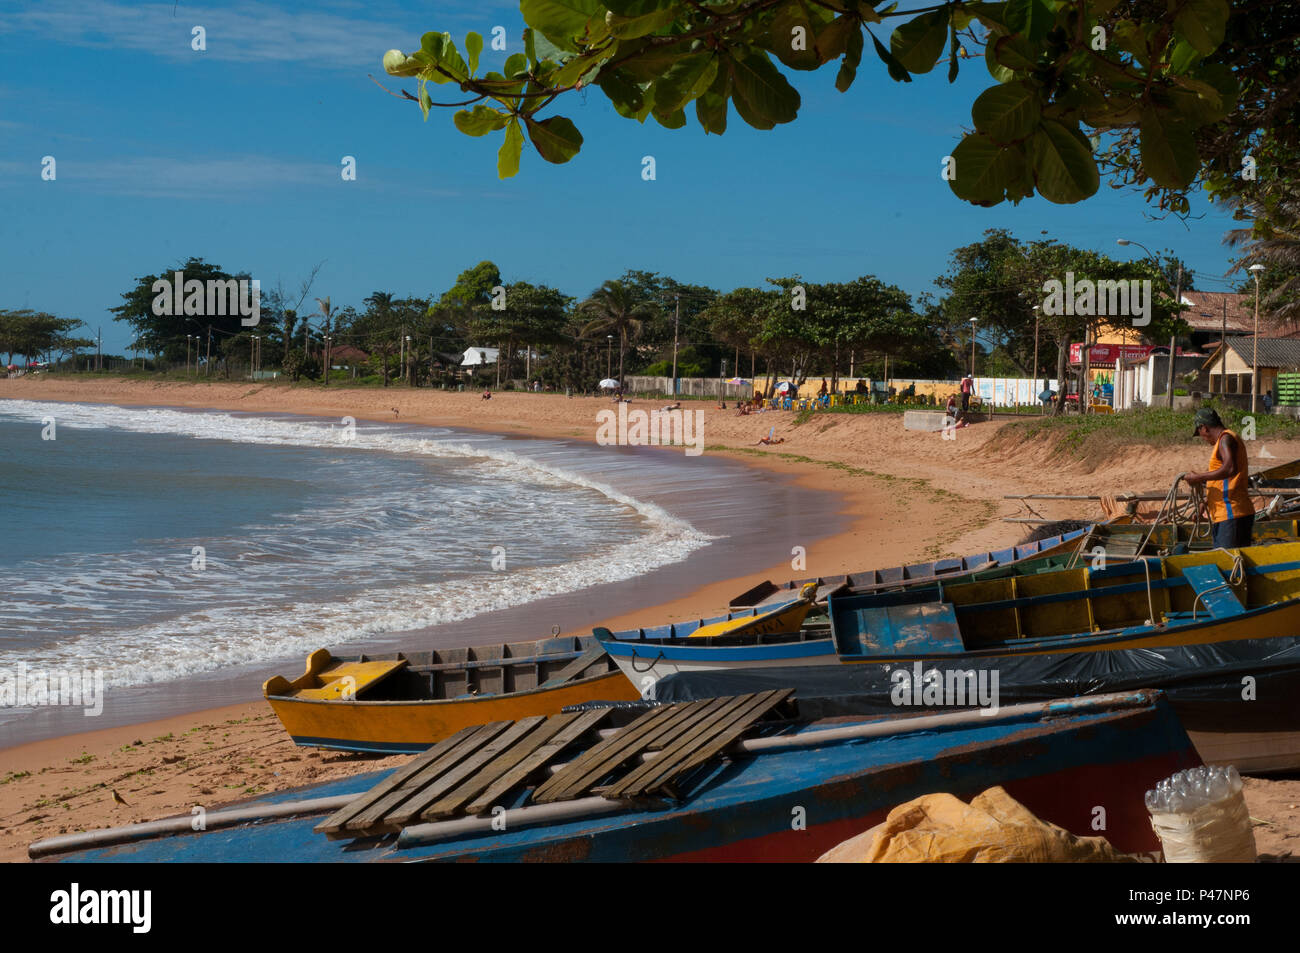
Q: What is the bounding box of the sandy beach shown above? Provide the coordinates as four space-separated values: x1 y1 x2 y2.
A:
1 376 1298 862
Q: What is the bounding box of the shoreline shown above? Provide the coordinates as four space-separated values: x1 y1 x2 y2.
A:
3 377 1298 862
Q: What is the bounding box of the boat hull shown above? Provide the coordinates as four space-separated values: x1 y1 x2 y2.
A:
654 636 1300 774
39 692 1198 862
266 670 640 754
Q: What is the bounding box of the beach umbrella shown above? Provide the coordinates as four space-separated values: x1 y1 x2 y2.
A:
774 381 793 394
599 378 619 389
727 377 748 386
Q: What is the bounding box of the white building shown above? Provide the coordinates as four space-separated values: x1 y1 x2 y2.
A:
460 347 499 367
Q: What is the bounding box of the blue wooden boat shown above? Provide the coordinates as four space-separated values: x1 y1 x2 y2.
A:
31 690 1197 862
596 544 1300 687
729 525 1093 609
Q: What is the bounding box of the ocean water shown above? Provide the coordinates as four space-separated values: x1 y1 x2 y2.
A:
0 400 712 691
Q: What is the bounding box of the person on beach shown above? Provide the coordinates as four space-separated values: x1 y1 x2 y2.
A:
818 379 828 397
1184 408 1254 549
960 374 973 414
481 389 492 400
660 401 681 413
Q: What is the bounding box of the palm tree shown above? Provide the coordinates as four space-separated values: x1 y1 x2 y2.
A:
1224 191 1300 328
578 280 657 384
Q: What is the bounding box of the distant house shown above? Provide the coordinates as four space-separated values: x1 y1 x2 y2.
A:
1177 290 1292 352
1202 337 1300 398
461 347 499 367
330 345 369 367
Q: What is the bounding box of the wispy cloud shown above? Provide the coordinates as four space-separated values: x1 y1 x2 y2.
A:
0 0 494 68
0 154 464 199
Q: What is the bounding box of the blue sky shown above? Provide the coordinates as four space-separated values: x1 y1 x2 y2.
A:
1 0 1247 354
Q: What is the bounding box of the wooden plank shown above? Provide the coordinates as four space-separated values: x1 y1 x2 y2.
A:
530 701 704 804
626 689 794 797
464 709 609 816
600 693 761 797
339 721 513 834
387 716 550 828
315 725 482 834
421 714 575 819
536 644 608 689
603 691 785 798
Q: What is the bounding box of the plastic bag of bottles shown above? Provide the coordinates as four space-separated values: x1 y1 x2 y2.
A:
1144 765 1256 863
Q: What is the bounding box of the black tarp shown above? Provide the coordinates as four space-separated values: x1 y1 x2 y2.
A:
653 636 1300 733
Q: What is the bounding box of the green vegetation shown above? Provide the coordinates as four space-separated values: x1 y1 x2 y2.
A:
386 1 1295 224
999 405 1300 457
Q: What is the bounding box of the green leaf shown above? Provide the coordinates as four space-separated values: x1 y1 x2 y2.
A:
729 51 800 125
1028 120 1099 203
520 0 603 52
608 7 676 39
947 133 1017 204
505 53 528 78
382 49 422 77
816 16 856 65
696 91 728 135
524 28 538 67
991 34 1037 71
498 118 524 179
1004 0 1054 44
654 54 716 113
768 5 820 71
835 26 864 92
418 80 431 120
889 8 948 74
454 105 511 137
651 104 687 128
971 81 1041 144
1174 0 1229 55
869 29 911 83
525 115 584 163
1139 107 1198 189
597 69 646 118
1167 39 1200 75
466 31 483 75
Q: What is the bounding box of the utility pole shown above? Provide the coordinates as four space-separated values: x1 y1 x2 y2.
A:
96 327 101 371
671 294 680 396
1220 298 1227 395
206 326 212 376
1165 265 1182 409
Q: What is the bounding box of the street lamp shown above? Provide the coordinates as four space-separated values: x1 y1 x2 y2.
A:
1250 263 1265 413
969 318 978 377
1032 305 1041 412
606 334 614 379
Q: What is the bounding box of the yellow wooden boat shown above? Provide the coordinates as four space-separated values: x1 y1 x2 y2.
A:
688 583 817 638
263 636 638 754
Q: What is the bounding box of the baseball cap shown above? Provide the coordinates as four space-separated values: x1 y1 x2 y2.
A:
1192 407 1223 435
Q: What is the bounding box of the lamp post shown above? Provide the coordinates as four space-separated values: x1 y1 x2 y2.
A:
1250 264 1265 413
405 335 412 385
186 335 192 375
969 318 978 377
606 334 613 379
1032 305 1041 413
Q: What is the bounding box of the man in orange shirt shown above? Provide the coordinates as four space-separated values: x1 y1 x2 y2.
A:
1184 408 1254 549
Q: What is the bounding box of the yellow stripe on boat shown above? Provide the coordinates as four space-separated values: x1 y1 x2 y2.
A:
689 583 818 638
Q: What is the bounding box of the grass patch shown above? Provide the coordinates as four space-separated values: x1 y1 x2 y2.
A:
68 753 94 765
1 771 31 785
997 405 1300 458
